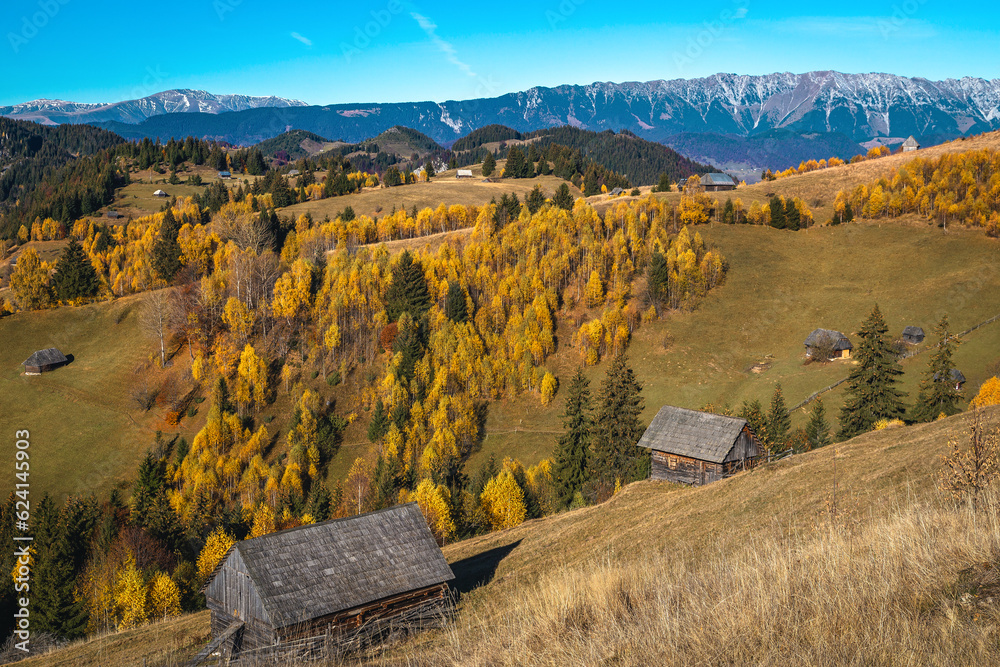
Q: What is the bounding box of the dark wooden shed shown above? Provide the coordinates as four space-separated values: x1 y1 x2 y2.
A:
22 348 68 374
804 328 853 360
902 326 925 345
702 173 737 192
637 406 763 486
201 503 454 662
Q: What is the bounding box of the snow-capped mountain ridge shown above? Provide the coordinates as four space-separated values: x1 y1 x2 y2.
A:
0 89 307 125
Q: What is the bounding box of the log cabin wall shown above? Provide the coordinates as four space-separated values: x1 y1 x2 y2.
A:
651 451 724 485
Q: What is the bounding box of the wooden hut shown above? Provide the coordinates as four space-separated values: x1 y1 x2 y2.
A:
902 326 925 345
637 406 763 486
804 328 853 360
201 503 454 662
934 368 967 391
701 173 737 192
22 348 68 375
902 136 921 152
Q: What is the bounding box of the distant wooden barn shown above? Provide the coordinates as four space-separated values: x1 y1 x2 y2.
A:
804 328 853 360
200 504 454 663
22 348 68 375
902 326 925 345
902 136 921 152
701 173 737 192
935 368 967 391
456 169 473 178
153 189 168 197
637 406 763 486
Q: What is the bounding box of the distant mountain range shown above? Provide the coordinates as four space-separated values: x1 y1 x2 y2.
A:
6 72 1000 172
0 89 307 125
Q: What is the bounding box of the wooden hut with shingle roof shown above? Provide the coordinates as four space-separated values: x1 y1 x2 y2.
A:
22 348 68 375
637 406 763 486
202 503 454 661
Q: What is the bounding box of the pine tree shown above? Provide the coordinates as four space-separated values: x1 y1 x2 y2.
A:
588 354 648 496
739 399 768 450
766 384 791 452
481 152 496 177
384 251 431 322
368 399 389 442
838 304 908 439
653 173 672 192
805 398 831 449
769 195 786 229
423 159 435 179
504 147 529 178
526 184 545 214
553 183 574 210
152 208 182 282
913 315 963 422
553 369 592 507
784 199 800 231
52 238 99 302
444 282 469 323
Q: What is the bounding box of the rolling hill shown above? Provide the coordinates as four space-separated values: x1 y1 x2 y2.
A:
18 407 1000 665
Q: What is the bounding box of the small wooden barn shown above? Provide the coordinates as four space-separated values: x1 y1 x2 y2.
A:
456 169 473 178
902 136 921 152
22 348 68 375
637 406 763 486
935 368 967 391
702 173 737 191
902 326 925 345
201 503 454 662
153 189 168 197
804 328 853 359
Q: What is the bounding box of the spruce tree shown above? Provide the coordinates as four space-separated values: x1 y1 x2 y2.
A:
444 282 469 323
838 304 907 439
52 237 99 302
588 354 648 494
654 173 672 192
526 184 546 214
423 159 435 179
913 315 963 422
152 208 182 282
504 147 529 178
769 195 786 229
368 399 389 442
481 152 496 177
553 183 574 210
805 398 831 449
739 399 769 450
553 369 593 507
766 384 791 451
784 199 800 230
384 251 431 322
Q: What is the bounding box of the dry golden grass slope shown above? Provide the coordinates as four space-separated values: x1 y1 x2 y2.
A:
23 409 1000 666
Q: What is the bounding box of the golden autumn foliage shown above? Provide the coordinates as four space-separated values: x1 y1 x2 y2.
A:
148 572 182 619
971 377 1000 408
196 528 236 583
407 478 456 544
113 555 148 629
480 469 527 530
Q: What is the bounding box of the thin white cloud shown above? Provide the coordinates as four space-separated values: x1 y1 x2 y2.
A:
291 32 313 47
410 12 477 77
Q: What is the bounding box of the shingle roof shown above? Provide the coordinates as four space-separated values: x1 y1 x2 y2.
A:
702 173 735 186
804 328 853 351
224 503 454 629
902 136 920 148
637 406 747 463
23 348 67 367
934 369 966 383
902 326 924 338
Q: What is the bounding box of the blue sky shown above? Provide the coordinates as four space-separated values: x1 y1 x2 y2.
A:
1 0 997 106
